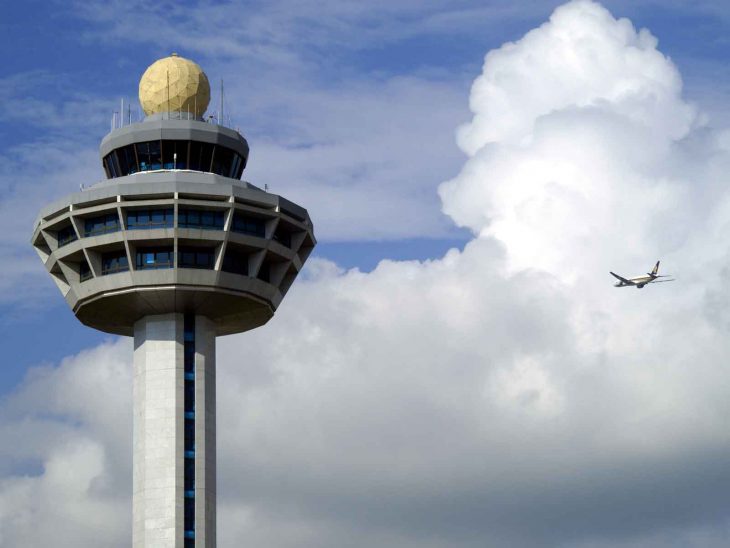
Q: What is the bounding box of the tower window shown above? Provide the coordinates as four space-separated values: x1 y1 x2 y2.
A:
179 209 224 230
184 455 195 491
104 154 120 179
183 313 195 540
57 225 77 247
184 417 195 451
212 146 235 178
117 145 137 176
162 140 189 170
79 261 92 282
231 213 265 237
105 141 244 178
188 141 214 172
101 251 129 275
184 496 195 533
273 230 292 248
257 262 270 283
135 248 174 270
126 208 174 229
136 141 162 171
222 249 249 276
178 247 215 270
84 213 120 237
230 154 243 179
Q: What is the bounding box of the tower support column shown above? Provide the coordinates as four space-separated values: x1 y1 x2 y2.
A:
133 313 216 547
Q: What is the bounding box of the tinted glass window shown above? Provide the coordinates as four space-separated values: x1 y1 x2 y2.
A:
57 225 77 247
222 249 249 276
212 146 235 178
184 454 195 490
188 141 214 172
101 251 129 275
80 261 92 281
184 381 195 413
178 247 215 269
234 154 246 179
184 417 195 449
117 145 137 175
135 247 174 269
231 213 265 237
162 140 188 170
84 213 120 237
127 208 173 229
136 141 162 171
108 141 241 177
184 498 195 533
273 229 292 248
258 262 270 283
230 155 241 179
111 152 121 178
104 155 117 178
184 341 195 368
179 209 223 230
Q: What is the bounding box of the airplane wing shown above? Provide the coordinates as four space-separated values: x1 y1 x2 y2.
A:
609 272 634 285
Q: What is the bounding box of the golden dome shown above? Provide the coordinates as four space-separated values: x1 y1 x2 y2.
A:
139 53 210 117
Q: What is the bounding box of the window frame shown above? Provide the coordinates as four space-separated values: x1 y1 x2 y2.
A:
101 251 129 275
135 247 174 270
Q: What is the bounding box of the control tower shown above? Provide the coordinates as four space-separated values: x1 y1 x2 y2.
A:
31 54 316 547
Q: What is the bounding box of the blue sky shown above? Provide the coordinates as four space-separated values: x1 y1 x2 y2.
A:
3 1 730 546
2 0 728 392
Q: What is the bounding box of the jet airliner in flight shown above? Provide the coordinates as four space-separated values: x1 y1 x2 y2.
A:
610 261 674 288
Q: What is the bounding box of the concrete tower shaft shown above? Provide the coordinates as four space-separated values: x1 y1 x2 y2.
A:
31 57 316 547
133 314 216 547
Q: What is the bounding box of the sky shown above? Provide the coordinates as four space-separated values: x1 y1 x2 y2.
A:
2 0 730 546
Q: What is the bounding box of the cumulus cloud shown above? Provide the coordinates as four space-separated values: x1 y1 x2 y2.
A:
440 0 703 281
455 0 695 155
0 340 131 547
3 1 730 547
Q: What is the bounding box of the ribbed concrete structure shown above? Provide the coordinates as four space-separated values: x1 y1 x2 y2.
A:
31 57 315 547
133 314 216 547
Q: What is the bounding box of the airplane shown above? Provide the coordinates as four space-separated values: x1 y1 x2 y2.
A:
610 261 675 288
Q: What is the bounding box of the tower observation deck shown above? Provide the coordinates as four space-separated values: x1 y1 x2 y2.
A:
31 54 316 547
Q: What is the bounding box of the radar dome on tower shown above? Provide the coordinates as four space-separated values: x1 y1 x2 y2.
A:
138 53 211 117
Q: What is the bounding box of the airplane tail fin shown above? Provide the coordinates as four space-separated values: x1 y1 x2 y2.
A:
649 260 660 277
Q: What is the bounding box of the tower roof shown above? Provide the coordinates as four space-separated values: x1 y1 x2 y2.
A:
139 53 210 118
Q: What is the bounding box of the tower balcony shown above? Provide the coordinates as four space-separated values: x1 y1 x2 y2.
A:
32 177 315 336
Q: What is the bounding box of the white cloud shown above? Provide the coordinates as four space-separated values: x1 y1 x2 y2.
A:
242 75 470 241
455 0 695 155
0 340 131 547
439 0 713 284
4 1 730 547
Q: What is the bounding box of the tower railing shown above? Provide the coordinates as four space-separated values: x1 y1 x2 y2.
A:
110 107 237 132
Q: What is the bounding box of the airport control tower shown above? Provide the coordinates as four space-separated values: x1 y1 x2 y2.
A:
31 54 316 547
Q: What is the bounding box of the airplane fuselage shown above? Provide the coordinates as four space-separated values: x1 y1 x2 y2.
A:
614 274 654 288
610 261 673 288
